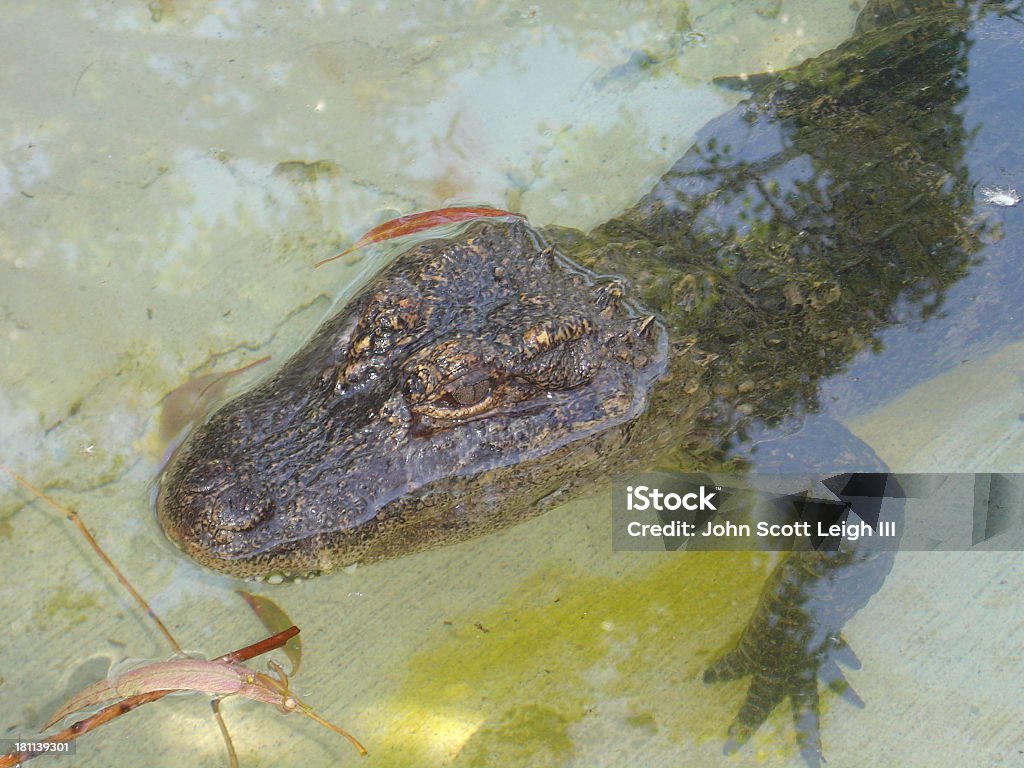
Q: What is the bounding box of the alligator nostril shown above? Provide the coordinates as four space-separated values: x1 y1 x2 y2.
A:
211 484 272 532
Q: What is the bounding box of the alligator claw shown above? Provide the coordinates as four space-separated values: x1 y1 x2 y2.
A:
704 550 878 767
818 635 865 709
707 641 831 767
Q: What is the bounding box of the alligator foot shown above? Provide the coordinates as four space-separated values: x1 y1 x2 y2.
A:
706 631 864 766
704 550 875 766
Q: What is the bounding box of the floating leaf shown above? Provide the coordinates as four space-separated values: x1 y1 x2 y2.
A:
44 677 119 729
158 356 271 449
315 205 524 268
237 590 302 674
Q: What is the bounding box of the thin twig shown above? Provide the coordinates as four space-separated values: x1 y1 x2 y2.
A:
0 465 366 762
211 698 240 768
0 465 181 653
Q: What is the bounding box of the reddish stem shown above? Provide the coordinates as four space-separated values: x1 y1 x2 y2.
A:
0 627 299 768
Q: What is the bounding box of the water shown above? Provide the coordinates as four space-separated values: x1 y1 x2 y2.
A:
2 2 1022 766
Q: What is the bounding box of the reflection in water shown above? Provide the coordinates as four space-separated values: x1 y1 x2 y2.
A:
542 2 1022 764
570 2 1008 442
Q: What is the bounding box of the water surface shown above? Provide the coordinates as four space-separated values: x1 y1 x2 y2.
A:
1 2 1021 767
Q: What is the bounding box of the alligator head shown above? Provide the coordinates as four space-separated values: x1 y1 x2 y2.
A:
156 220 667 578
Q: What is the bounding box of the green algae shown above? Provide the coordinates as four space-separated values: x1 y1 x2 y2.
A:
456 705 576 767
373 550 794 766
36 584 100 630
273 160 342 183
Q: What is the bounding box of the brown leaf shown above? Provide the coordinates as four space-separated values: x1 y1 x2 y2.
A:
237 591 302 674
315 206 523 268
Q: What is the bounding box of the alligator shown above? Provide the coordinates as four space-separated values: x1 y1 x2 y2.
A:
156 1 1022 764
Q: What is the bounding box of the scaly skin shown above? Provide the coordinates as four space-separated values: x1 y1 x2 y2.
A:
157 223 668 576
158 2 1021 763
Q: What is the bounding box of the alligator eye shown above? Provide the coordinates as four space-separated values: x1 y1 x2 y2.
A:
444 378 492 407
412 373 500 420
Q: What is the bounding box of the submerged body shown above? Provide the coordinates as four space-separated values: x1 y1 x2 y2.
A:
158 0 991 578
157 1 1021 764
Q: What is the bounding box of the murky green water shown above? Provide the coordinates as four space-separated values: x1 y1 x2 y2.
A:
2 2 1022 767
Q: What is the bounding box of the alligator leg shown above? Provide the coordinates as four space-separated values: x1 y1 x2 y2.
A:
705 546 895 766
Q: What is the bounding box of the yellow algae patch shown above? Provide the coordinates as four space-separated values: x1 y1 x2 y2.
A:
35 584 100 629
370 550 784 766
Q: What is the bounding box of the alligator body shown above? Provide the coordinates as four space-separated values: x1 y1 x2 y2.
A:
157 1 1021 763
158 0 996 576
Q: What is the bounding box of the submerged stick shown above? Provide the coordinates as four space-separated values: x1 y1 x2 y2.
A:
0 627 302 768
211 699 240 768
0 464 181 653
